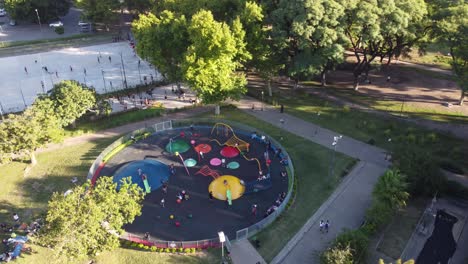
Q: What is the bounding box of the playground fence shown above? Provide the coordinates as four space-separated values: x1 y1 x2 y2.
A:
88 118 294 249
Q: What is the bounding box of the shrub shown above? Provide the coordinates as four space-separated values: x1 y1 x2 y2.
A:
164 248 170 253
184 248 191 253
54 26 64 34
321 244 353 264
334 229 369 263
143 246 149 250
137 243 145 249
131 242 138 248
171 248 177 253
150 246 157 252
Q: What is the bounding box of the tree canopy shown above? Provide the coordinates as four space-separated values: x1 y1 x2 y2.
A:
270 0 347 87
430 0 468 104
4 0 71 22
133 11 189 84
183 10 248 105
39 177 144 260
0 81 102 165
48 80 97 127
342 0 428 90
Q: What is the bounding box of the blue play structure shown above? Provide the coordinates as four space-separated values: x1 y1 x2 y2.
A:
113 160 170 192
243 178 273 194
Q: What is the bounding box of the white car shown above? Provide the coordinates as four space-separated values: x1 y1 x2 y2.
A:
78 21 89 26
49 21 63 27
0 8 6 17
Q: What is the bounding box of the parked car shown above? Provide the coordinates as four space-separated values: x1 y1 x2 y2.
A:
78 21 89 26
0 8 6 17
49 21 63 27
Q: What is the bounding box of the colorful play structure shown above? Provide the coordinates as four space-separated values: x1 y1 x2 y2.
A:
210 123 250 152
208 175 245 202
210 123 262 172
112 159 170 193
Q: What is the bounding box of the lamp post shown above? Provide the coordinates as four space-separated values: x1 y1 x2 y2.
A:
120 52 128 89
218 232 226 260
329 135 343 180
35 9 42 32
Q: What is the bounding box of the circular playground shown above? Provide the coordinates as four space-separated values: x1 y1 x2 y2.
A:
93 122 291 242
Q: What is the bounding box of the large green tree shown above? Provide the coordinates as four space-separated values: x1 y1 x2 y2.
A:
48 81 97 127
270 0 346 89
39 177 144 260
430 0 468 104
133 11 189 88
343 0 428 90
4 0 70 21
0 111 44 165
183 10 249 114
76 0 120 28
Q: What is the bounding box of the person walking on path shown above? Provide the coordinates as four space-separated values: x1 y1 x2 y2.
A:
160 198 165 208
24 67 28 74
97 57 100 63
70 66 73 72
319 220 324 233
324 220 330 233
84 68 87 76
280 104 284 113
108 56 112 63
55 71 58 78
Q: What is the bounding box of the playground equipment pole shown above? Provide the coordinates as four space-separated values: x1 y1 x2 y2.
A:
329 135 342 180
175 152 190 176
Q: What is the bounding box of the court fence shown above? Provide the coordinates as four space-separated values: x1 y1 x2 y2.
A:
87 118 295 249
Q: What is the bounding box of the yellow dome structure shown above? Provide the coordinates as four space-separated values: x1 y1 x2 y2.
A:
209 175 245 201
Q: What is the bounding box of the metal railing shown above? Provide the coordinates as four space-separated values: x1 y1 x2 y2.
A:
88 118 295 248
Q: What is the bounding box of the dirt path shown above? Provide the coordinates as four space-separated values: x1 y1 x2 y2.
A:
37 107 211 153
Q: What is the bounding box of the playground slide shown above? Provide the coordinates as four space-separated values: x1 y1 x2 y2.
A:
226 189 232 206
143 179 151 193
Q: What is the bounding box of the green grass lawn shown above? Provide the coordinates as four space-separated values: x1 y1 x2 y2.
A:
198 107 357 262
254 92 468 173
0 137 221 263
67 107 165 136
313 86 468 124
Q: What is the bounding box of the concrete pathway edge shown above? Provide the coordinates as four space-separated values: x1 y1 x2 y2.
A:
270 161 367 264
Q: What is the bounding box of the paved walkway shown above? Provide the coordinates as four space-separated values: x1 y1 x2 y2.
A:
226 97 389 263
38 106 210 153
230 239 266 264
